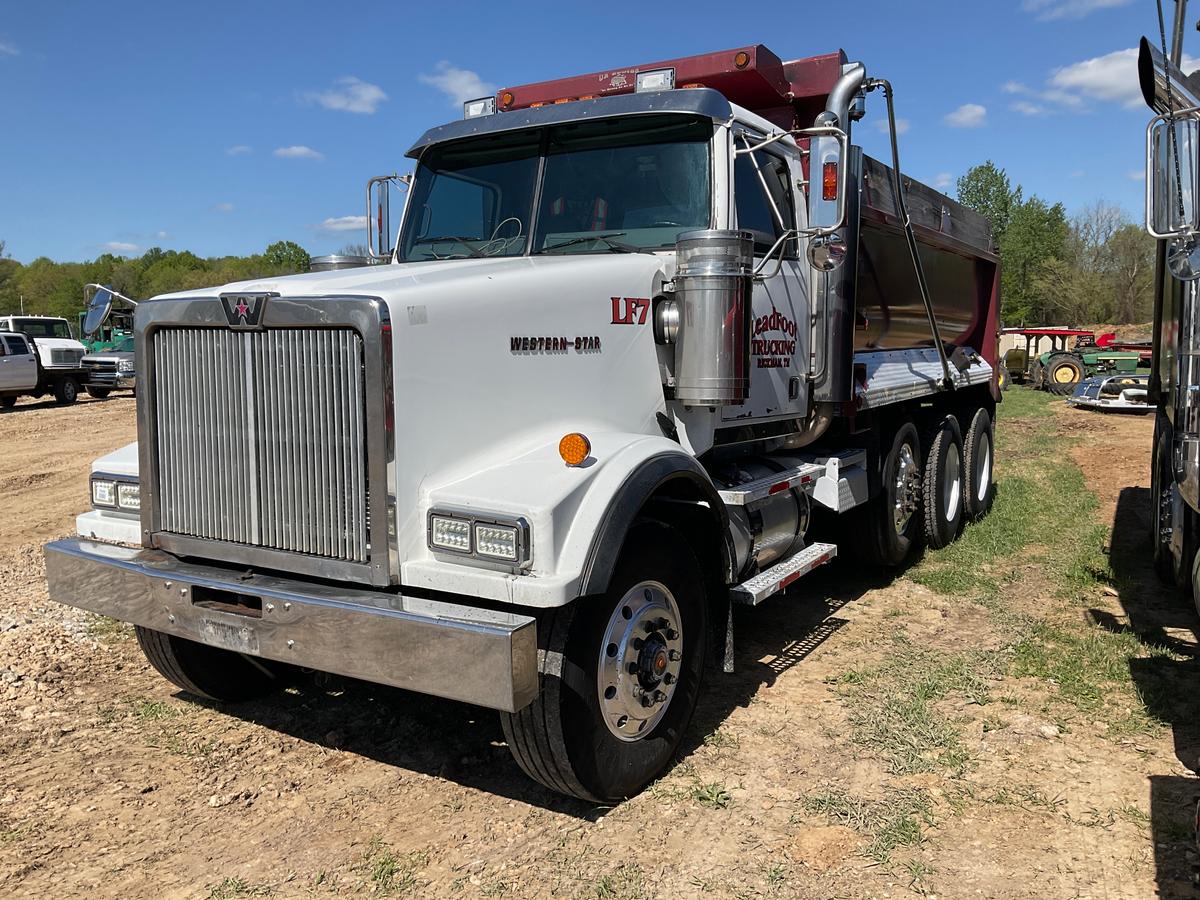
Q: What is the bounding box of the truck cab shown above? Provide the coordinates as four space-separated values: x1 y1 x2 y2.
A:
0 316 87 406
43 44 1000 802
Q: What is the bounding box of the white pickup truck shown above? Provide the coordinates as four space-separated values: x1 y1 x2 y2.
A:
0 316 89 407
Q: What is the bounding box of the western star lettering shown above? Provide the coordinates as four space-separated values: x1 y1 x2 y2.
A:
510 336 602 353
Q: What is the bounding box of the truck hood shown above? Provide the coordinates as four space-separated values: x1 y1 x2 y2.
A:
151 253 672 304
82 351 135 363
33 337 86 352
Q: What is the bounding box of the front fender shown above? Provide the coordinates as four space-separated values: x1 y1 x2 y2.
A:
403 433 727 607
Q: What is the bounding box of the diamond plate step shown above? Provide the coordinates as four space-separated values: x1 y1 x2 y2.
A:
730 542 837 606
716 463 826 506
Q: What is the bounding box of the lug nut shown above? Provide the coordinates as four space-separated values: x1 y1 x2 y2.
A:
663 672 675 685
665 628 679 641
668 649 682 662
632 637 644 651
627 662 639 675
653 690 668 704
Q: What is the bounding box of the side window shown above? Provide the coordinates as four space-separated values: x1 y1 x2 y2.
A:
734 145 797 254
3 336 28 355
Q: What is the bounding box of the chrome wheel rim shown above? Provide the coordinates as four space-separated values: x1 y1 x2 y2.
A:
597 581 683 742
944 443 962 521
893 443 921 535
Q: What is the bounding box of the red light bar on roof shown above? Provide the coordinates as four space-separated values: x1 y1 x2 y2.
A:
495 45 849 130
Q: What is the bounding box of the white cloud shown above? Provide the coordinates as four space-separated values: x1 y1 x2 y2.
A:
1022 0 1132 20
1011 100 1046 116
1001 80 1027 94
214 202 235 212
1128 168 1146 181
226 145 252 156
1049 48 1142 107
944 103 987 128
317 215 368 233
419 61 496 106
0 40 18 56
304 76 388 114
103 241 138 253
274 145 324 160
155 230 169 239
933 173 954 190
872 117 910 135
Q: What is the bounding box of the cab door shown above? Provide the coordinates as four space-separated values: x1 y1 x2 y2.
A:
1 335 37 390
721 135 810 425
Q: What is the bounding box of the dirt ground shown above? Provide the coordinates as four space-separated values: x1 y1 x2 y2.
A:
1 391 1198 899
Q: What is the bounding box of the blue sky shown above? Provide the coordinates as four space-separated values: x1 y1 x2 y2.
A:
0 0 1178 263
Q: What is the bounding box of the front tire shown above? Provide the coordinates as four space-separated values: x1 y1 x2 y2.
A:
500 522 709 802
1045 354 1084 395
53 377 78 405
922 416 966 548
135 626 285 702
0 396 15 410
86 386 111 399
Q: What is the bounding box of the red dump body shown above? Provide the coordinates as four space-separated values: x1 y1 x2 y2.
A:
498 45 1002 373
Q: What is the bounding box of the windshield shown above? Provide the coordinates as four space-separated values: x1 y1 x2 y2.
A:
398 115 712 261
114 337 135 352
10 318 71 339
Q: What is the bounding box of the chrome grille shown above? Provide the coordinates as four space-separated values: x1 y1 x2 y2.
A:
152 327 368 562
51 348 84 366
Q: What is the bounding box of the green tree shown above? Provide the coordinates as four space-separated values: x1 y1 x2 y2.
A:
956 161 1022 248
263 240 310 273
999 196 1069 323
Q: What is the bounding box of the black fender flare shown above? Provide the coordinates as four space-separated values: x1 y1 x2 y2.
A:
578 452 735 597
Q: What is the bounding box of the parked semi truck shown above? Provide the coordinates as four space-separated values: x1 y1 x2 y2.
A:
1140 5 1200 608
43 45 1000 801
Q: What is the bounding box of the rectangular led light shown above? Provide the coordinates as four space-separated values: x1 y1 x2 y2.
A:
430 515 472 552
463 96 497 119
91 479 116 508
635 68 675 93
117 482 141 511
474 523 519 561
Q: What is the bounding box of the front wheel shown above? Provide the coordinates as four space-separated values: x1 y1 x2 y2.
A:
1045 354 1084 395
135 626 286 702
53 377 78 405
86 386 111 399
0 396 15 410
500 522 709 802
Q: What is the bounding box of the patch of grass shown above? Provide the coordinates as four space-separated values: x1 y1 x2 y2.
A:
593 863 647 899
207 878 271 899
762 862 788 889
131 698 180 721
692 781 733 809
702 728 740 751
800 787 934 863
355 838 427 896
0 823 35 845
87 614 132 642
831 639 995 775
1010 621 1174 735
983 782 1063 813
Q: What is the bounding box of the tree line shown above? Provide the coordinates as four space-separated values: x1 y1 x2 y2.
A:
0 240 314 321
955 162 1154 326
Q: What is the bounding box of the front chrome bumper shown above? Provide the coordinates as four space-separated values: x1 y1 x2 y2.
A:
85 372 135 389
44 538 538 712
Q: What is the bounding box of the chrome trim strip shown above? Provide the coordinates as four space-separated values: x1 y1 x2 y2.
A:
44 538 538 713
136 295 398 587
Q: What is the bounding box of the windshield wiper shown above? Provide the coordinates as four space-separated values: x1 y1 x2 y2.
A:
415 235 484 258
536 232 655 255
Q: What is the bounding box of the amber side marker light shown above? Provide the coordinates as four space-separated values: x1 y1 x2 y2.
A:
559 433 591 466
500 90 515 109
734 51 751 69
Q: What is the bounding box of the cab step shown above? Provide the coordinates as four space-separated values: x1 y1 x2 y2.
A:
730 542 837 606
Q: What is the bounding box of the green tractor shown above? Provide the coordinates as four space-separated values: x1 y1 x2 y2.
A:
1000 327 1147 395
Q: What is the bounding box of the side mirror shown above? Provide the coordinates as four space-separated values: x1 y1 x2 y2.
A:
365 173 412 259
1147 113 1200 240
803 127 849 236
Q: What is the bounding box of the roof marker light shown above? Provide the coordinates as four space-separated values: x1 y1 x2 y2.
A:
734 51 751 69
463 96 496 119
635 68 675 93
500 90 515 109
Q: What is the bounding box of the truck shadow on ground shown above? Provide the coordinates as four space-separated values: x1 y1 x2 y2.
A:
1 395 132 415
199 562 886 818
1098 486 1200 895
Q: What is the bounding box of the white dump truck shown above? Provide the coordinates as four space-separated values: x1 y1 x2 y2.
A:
44 44 1001 801
0 315 88 406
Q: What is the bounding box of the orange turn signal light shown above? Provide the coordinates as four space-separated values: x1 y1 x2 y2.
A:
500 91 515 109
734 51 751 69
559 433 591 466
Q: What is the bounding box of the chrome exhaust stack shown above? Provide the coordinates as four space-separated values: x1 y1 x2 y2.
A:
1139 35 1200 114
671 230 755 407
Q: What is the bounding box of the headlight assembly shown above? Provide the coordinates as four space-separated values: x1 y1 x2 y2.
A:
91 475 139 512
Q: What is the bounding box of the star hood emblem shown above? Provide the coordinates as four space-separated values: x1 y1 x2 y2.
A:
220 292 275 329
